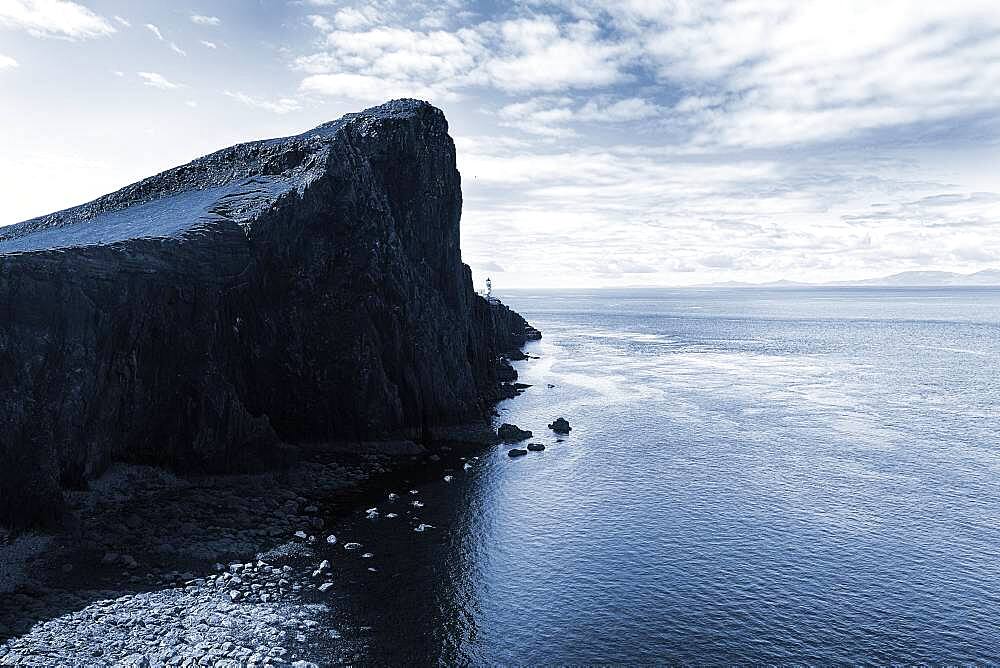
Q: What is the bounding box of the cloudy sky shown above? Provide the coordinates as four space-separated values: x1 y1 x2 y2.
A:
1 0 999 287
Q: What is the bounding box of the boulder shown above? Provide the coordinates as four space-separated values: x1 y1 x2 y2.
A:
526 443 545 452
497 423 533 442
548 417 572 434
507 448 528 457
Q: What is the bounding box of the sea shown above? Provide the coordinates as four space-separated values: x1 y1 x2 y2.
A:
322 287 1000 665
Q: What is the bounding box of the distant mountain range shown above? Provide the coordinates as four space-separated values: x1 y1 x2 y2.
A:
702 269 1000 288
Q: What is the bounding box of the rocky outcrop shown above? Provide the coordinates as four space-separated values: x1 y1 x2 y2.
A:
497 424 532 442
548 418 572 434
0 99 537 529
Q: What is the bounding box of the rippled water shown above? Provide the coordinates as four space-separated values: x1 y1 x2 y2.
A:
324 287 1000 664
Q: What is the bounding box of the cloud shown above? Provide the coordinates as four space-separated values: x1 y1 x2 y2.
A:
476 261 506 273
699 253 736 268
331 7 378 30
482 17 635 92
169 42 186 56
144 23 163 40
0 54 18 70
497 95 663 136
190 14 221 26
295 25 485 102
306 15 332 31
0 0 115 39
113 15 129 28
137 71 181 90
224 90 301 114
558 0 1000 149
185 100 198 108
200 40 217 49
294 14 638 103
496 97 578 137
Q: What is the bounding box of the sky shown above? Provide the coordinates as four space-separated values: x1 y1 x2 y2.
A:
1 0 999 288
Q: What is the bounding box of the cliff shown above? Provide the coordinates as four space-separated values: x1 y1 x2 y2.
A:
0 99 538 529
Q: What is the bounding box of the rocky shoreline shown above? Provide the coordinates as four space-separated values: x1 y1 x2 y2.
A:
0 419 521 666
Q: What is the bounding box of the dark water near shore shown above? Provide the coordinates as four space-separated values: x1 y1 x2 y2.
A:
326 287 1000 664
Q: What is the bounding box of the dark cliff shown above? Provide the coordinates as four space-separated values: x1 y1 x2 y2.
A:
0 99 538 528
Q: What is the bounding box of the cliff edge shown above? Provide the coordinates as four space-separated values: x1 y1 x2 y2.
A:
0 99 538 528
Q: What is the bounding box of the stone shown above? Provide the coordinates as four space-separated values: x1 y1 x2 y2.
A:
548 417 572 434
507 448 528 457
498 423 533 442
527 443 545 452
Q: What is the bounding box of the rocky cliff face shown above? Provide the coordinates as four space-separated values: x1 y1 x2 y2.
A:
0 99 537 528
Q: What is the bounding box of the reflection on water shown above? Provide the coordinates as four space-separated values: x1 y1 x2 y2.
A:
322 288 1000 664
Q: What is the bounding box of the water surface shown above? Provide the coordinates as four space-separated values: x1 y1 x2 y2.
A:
325 287 1000 664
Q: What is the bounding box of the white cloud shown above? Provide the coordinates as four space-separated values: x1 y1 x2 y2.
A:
185 99 198 108
306 15 332 31
113 15 129 28
169 42 186 56
144 23 163 40
224 90 301 114
137 71 181 90
295 25 485 102
190 14 221 26
332 7 378 30
0 54 18 70
496 95 662 136
482 17 635 92
295 14 637 102
0 0 115 39
200 40 217 49
300 72 446 103
561 0 1000 149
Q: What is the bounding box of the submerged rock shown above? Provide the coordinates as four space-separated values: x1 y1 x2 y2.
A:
526 443 545 452
507 448 528 458
548 417 572 434
498 423 533 442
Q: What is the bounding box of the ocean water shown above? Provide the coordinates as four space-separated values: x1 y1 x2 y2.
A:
324 287 1000 664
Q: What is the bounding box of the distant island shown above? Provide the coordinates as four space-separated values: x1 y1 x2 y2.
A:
700 269 1000 288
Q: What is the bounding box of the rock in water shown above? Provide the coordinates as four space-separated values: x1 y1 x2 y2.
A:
0 99 539 528
507 448 528 458
548 417 572 434
526 443 545 452
498 423 533 442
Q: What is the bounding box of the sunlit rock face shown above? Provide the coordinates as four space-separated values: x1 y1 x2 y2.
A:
0 99 535 528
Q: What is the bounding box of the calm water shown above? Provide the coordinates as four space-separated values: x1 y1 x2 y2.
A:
323 288 1000 665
